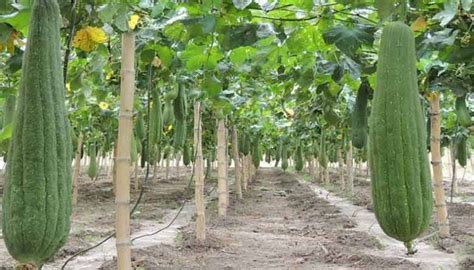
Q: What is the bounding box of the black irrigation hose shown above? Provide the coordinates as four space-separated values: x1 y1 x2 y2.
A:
131 101 208 242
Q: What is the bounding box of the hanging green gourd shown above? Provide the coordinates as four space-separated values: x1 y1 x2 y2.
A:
173 83 187 150
265 149 271 163
163 100 174 127
319 132 328 169
242 133 250 156
87 144 98 180
456 136 467 167
130 134 138 163
183 142 191 166
352 78 370 149
149 88 163 147
135 111 145 142
281 141 288 170
252 135 261 168
295 143 304 172
274 144 281 167
369 22 432 254
2 0 73 266
140 140 148 168
163 85 179 101
455 95 472 127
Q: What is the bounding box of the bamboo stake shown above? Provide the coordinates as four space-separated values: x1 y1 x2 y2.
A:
232 128 243 199
346 141 354 194
429 93 450 237
165 155 170 181
242 155 248 191
324 167 329 185
115 31 135 270
309 157 315 181
194 101 206 241
176 152 181 180
72 133 83 206
450 144 458 195
217 118 227 216
338 148 345 188
217 119 227 217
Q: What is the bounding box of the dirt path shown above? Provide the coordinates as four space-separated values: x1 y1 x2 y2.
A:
305 179 458 269
101 169 419 269
324 168 473 269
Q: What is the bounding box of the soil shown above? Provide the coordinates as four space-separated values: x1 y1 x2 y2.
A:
323 167 474 270
100 169 418 269
0 164 470 269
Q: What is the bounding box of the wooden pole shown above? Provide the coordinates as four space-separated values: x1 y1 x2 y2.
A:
429 93 449 237
338 148 345 188
346 141 354 194
176 152 181 180
308 157 315 181
72 133 83 206
217 118 227 216
166 155 170 181
194 101 206 241
450 144 458 195
115 31 135 270
242 155 248 191
232 128 243 199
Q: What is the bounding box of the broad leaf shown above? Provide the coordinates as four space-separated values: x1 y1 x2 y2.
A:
323 25 375 57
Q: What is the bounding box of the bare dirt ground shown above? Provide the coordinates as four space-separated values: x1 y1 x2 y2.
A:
0 164 470 269
322 167 474 270
101 169 418 269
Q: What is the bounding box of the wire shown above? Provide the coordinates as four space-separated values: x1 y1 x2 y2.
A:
131 99 205 242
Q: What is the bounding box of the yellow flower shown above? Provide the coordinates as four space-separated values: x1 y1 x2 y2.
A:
106 71 114 80
85 26 108 43
73 26 108 52
128 15 140 30
99 102 109 110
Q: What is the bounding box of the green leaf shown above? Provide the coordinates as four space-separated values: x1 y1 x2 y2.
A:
433 0 458 26
203 73 222 98
323 25 375 57
0 8 30 35
0 23 12 43
222 24 259 51
461 0 472 11
156 45 174 68
443 46 474 64
98 4 119 23
164 22 187 41
201 15 216 33
232 0 252 10
229 47 256 65
0 123 13 142
375 0 396 20
281 0 313 10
